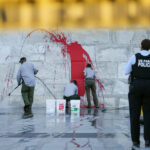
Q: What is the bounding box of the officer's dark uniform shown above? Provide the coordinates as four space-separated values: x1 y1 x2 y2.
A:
129 53 150 147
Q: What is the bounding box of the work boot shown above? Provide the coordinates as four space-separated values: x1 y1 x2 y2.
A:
29 106 33 115
23 113 33 119
27 106 33 118
23 105 33 119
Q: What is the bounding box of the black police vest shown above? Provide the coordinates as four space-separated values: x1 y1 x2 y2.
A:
131 53 150 79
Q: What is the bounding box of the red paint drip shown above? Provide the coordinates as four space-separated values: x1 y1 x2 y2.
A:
70 125 92 149
71 138 80 148
47 45 50 52
7 79 10 88
5 55 10 61
22 28 104 107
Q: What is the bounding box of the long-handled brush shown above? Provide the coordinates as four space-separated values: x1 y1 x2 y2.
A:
101 106 128 112
8 84 21 96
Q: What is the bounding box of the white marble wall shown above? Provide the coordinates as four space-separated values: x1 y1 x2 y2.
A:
0 29 149 107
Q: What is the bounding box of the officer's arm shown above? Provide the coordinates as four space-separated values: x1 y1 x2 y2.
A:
124 55 136 75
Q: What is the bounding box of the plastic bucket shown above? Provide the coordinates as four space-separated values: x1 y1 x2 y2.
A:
46 99 56 114
71 100 80 122
70 100 80 112
56 99 66 114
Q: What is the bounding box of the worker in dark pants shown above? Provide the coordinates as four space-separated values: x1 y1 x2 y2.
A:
17 57 38 119
83 64 99 108
125 39 150 150
63 80 80 108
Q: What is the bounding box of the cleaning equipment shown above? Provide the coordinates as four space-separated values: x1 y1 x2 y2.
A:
46 99 56 114
56 99 66 115
70 100 80 122
101 106 128 112
8 84 21 96
35 76 56 99
70 100 80 112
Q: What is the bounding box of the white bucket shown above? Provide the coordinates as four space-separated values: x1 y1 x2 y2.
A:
56 99 66 114
46 99 56 114
70 100 80 112
71 100 80 122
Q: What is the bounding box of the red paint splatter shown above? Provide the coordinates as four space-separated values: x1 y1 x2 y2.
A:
71 138 80 148
48 31 104 108
22 28 104 108
5 55 10 61
71 138 91 149
7 79 10 88
47 45 50 52
70 125 92 149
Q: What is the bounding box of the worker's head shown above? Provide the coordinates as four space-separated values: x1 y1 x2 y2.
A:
72 80 77 85
19 57 26 64
141 39 150 50
86 63 91 68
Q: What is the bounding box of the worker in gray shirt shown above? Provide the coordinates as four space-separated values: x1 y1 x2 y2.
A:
63 80 80 108
17 57 38 119
83 64 99 108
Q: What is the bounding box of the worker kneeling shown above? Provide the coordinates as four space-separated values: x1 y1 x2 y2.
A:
63 80 80 108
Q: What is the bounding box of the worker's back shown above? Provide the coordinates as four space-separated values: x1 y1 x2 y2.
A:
64 82 78 97
17 62 38 87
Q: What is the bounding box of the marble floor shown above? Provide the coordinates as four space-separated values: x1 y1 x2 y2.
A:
0 106 146 150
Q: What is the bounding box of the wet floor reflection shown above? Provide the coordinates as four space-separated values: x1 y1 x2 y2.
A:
0 107 146 150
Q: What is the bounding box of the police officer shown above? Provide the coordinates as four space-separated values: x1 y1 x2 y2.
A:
63 80 80 108
17 57 38 119
125 39 150 149
83 64 99 108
